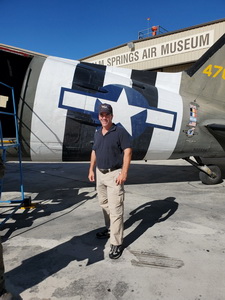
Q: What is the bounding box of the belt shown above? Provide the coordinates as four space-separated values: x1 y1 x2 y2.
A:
98 167 121 174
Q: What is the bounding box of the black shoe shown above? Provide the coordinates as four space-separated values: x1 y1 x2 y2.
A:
109 245 123 259
96 228 110 239
0 289 14 300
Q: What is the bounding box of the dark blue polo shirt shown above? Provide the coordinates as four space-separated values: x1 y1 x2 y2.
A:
92 124 132 169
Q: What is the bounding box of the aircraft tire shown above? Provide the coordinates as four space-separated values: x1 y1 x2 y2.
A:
199 164 222 185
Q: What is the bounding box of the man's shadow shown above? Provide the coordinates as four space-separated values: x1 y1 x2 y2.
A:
123 197 178 248
5 228 107 295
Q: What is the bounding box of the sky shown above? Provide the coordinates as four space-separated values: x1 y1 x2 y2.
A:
0 0 224 60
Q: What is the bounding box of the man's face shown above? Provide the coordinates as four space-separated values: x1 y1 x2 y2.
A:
99 112 113 128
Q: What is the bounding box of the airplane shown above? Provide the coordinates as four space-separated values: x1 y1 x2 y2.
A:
0 33 225 185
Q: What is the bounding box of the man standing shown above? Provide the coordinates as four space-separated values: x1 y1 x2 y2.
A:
88 103 132 259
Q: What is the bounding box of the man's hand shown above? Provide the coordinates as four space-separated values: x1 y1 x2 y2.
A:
88 150 96 182
88 170 95 182
116 172 127 185
115 147 132 185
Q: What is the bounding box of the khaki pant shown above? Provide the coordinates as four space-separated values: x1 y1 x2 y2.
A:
96 168 124 246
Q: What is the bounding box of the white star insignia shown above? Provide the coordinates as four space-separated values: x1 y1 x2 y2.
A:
102 89 145 135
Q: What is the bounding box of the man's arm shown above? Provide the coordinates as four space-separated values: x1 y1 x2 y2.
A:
88 150 96 182
116 147 132 185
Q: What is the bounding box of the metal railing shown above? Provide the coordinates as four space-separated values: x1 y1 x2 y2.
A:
0 82 27 226
138 25 168 39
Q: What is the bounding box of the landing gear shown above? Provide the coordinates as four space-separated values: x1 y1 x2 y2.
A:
183 156 223 185
199 164 222 185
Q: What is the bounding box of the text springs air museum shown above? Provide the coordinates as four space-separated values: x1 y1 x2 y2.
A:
92 31 214 67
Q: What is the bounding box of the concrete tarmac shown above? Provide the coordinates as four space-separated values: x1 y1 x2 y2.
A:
0 159 225 300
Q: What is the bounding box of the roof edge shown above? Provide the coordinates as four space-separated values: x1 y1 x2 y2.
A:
80 18 225 60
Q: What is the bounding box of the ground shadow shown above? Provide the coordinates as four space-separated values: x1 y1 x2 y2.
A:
1 162 96 240
123 197 179 248
5 228 107 295
1 187 96 241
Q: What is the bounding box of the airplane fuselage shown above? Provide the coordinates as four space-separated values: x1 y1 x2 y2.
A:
1 34 225 168
16 55 224 162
